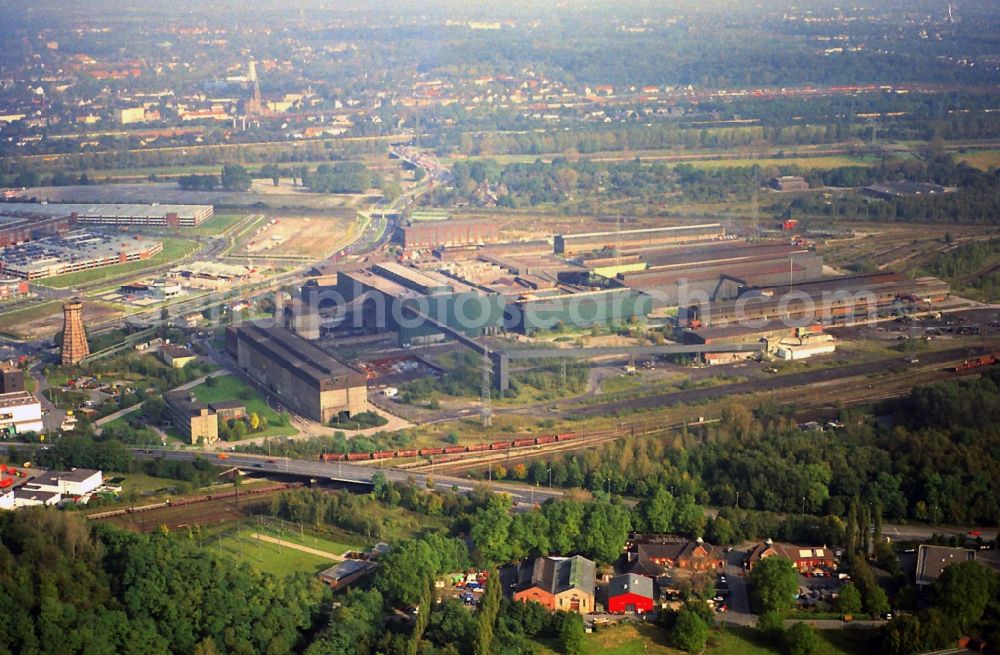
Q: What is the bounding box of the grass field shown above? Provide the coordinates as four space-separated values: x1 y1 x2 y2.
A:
531 623 869 655
189 213 247 236
252 520 365 557
671 154 875 171
188 375 296 437
212 529 334 577
116 473 187 495
36 237 200 290
955 149 1000 171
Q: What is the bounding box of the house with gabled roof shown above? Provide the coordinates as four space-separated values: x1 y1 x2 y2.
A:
628 536 724 573
744 539 837 573
514 555 595 614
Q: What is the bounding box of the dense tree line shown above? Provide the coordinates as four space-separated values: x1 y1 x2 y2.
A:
534 370 1000 526
237 430 415 459
309 162 374 194
471 495 630 565
881 561 1000 654
0 510 327 655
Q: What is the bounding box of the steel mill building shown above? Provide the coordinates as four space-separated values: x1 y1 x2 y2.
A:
227 323 367 422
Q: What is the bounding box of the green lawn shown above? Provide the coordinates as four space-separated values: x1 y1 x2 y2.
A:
36 237 200 289
189 213 247 237
212 529 333 578
188 375 296 437
533 624 870 655
254 520 366 557
117 473 186 496
707 626 870 655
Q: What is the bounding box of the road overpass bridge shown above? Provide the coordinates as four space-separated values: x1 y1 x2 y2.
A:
130 449 565 507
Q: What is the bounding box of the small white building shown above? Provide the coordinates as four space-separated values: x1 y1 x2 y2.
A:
13 489 61 507
29 468 103 496
0 490 13 510
0 391 44 435
776 342 836 361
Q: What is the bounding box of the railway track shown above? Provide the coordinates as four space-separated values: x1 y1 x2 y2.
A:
410 351 999 476
405 420 692 475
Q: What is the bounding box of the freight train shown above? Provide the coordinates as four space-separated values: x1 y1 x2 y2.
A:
950 354 999 373
318 433 578 462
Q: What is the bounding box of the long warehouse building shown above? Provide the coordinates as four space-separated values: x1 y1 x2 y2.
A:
554 223 725 256
227 323 367 423
0 203 213 228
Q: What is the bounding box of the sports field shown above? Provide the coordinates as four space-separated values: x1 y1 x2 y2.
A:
210 523 365 578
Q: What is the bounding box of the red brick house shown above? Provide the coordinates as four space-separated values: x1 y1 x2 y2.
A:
744 539 837 573
633 537 724 572
514 556 596 614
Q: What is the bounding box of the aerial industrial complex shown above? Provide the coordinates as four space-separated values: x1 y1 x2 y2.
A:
288 221 947 354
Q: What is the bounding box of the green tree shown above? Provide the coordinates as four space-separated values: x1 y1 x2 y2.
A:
374 538 438 607
785 622 817 655
558 612 586 655
474 572 501 655
220 164 252 191
671 608 709 654
428 599 476 654
470 504 513 565
835 583 863 615
851 556 890 617
749 557 798 615
541 500 585 555
581 501 631 563
881 615 922 655
636 486 675 533
757 610 785 637
260 164 282 186
931 561 997 629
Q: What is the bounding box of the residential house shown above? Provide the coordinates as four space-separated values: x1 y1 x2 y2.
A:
744 539 838 573
628 536 724 573
605 573 655 614
514 556 596 614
